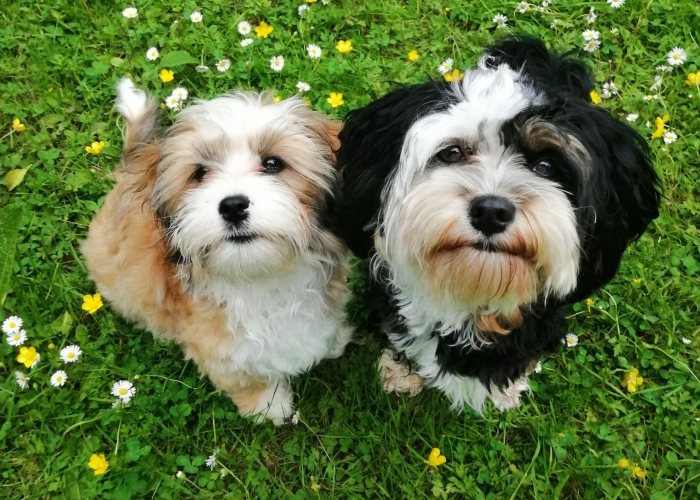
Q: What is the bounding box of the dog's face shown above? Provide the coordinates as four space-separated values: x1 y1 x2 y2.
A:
336 37 659 313
153 94 339 282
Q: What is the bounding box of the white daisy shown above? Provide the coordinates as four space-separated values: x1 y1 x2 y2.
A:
220 468 226 478
650 75 662 91
610 27 619 34
541 0 551 6
534 362 543 373
190 11 203 23
165 96 181 110
492 14 508 29
582 30 600 41
682 337 691 345
602 81 619 98
205 454 217 470
438 58 453 75
122 7 137 18
322 0 328 4
656 65 670 73
60 345 82 363
270 55 284 72
517 2 529 13
298 4 309 15
195 64 209 73
15 371 29 389
607 0 624 7
565 333 579 347
663 131 677 144
240 38 253 47
238 21 252 35
145 47 159 61
2 315 22 334
216 59 231 72
112 380 136 402
291 410 300 425
296 81 310 93
176 471 184 479
171 87 188 101
550 19 559 29
645 121 651 128
626 113 638 122
583 39 601 53
307 44 322 58
586 7 596 24
667 47 687 66
7 329 27 347
535 5 544 12
51 370 67 387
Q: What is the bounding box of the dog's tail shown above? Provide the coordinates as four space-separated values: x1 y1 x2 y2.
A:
115 78 160 162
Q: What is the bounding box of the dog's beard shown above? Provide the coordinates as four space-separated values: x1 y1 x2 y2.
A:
378 165 580 311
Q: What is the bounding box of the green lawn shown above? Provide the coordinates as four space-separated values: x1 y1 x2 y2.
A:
1 0 699 498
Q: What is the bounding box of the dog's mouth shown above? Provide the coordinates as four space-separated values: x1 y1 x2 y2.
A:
225 233 259 244
433 239 533 259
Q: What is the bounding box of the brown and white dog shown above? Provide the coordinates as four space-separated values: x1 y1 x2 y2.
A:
83 79 352 425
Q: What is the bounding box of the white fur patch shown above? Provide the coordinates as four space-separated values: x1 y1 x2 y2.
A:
115 77 149 122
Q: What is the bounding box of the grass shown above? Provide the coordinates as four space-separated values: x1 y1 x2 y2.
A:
1 0 699 498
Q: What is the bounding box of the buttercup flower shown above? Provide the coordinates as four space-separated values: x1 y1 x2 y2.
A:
298 4 309 15
565 333 579 347
408 50 419 61
146 47 159 61
122 7 137 19
631 465 647 479
517 2 529 13
112 380 136 402
663 131 677 144
651 115 669 139
2 316 22 334
686 71 700 86
307 44 322 58
444 69 463 82
424 448 447 467
438 58 453 75
7 329 27 347
306 0 317 2
618 458 629 468
255 21 274 38
336 40 353 53
327 92 344 108
159 69 174 83
582 30 599 41
217 59 231 72
11 118 26 132
667 47 687 66
190 11 203 23
171 87 188 101
492 14 507 28
583 39 601 53
621 368 643 393
85 141 104 155
296 81 310 93
240 38 253 47
60 345 82 363
15 371 29 389
626 113 638 122
17 346 39 368
590 91 601 104
51 370 67 387
88 453 109 475
607 0 624 7
165 96 180 110
270 56 284 72
238 21 251 35
82 293 103 314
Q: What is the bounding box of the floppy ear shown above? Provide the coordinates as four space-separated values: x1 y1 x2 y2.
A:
565 108 660 303
334 81 453 258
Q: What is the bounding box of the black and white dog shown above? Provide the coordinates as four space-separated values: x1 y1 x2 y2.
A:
334 36 660 412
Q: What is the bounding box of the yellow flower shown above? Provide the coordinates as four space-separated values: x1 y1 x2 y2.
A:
273 96 282 103
305 0 317 2
651 115 669 139
82 293 103 314
255 21 274 38
621 368 644 393
159 69 174 83
585 298 594 314
632 278 641 284
618 458 629 468
408 50 419 61
444 69 463 82
88 453 109 475
336 40 353 53
85 141 105 155
685 71 700 86
424 448 447 467
12 118 26 132
327 92 344 108
48 343 55 349
631 464 647 479
16 346 39 368
590 91 601 104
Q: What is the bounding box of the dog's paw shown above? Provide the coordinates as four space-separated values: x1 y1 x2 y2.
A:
250 382 294 426
378 349 425 397
488 377 530 412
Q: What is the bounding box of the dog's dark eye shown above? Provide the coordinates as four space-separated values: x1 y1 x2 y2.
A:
262 157 285 174
193 164 208 182
437 146 466 163
532 159 555 177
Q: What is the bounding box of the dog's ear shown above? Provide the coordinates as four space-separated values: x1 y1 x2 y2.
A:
484 35 593 102
565 108 660 303
334 81 453 258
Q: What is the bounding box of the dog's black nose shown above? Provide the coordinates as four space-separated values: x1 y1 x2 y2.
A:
469 195 515 236
219 195 250 224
